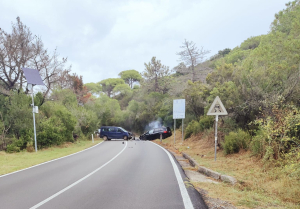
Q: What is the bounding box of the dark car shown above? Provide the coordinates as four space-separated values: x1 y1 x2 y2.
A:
139 127 172 140
99 126 133 141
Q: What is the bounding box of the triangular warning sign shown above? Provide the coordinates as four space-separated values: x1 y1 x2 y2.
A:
207 96 228 115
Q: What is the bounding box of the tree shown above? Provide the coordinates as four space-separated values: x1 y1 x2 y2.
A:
113 84 131 96
218 48 231 56
143 57 170 92
99 78 125 97
271 0 300 34
84 82 102 96
183 81 210 118
118 69 142 88
240 36 262 50
176 39 210 82
72 74 92 104
0 17 70 96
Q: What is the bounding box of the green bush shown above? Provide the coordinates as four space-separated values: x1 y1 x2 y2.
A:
240 36 262 50
6 144 20 153
5 131 33 153
37 103 76 148
38 102 77 146
184 116 214 139
199 116 214 131
219 117 238 134
5 137 23 153
250 129 267 158
26 141 34 152
184 120 199 139
4 91 32 139
249 105 300 160
37 116 65 148
223 129 251 155
18 129 33 150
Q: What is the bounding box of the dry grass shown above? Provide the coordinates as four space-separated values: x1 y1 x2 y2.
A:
157 130 300 209
0 139 102 176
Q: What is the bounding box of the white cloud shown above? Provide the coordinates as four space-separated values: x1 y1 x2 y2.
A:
0 0 288 83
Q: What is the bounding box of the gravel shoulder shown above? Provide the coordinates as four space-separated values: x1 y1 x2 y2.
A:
168 149 237 209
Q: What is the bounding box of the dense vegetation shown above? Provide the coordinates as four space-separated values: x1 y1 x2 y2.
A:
0 1 299 180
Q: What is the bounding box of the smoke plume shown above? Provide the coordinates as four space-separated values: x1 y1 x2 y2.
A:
144 118 163 132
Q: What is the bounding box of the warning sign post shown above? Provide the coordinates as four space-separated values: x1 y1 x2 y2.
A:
173 99 185 145
207 96 227 161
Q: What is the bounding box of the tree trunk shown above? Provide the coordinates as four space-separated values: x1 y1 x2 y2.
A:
192 64 195 82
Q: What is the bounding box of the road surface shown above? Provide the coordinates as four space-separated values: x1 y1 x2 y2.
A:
0 140 207 209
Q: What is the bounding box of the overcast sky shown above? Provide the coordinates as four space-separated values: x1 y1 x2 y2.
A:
1 0 288 84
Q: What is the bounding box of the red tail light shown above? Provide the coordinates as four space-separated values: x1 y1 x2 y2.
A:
163 131 167 133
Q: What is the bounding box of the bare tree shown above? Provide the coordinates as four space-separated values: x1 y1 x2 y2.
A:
0 17 70 96
176 39 210 82
54 68 73 89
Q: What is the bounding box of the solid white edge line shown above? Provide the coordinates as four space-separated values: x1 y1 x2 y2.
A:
150 142 194 209
0 141 104 178
30 141 127 209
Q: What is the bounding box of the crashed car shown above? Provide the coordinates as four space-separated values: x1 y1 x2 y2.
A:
139 127 172 140
99 126 133 141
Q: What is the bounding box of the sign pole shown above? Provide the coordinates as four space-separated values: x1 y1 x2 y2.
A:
174 119 176 146
22 68 45 153
214 115 218 161
182 119 184 142
30 86 37 152
207 96 227 162
173 99 185 146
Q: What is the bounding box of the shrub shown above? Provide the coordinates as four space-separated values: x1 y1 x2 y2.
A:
18 129 33 150
184 116 214 139
240 36 262 50
219 117 238 134
5 131 33 153
6 144 20 153
5 137 22 153
4 91 32 139
184 120 199 139
250 129 267 158
37 116 65 148
250 104 300 160
199 116 214 131
223 129 251 155
38 102 76 147
26 141 34 152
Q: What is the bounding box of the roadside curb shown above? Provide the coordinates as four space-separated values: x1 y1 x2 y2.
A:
182 152 237 185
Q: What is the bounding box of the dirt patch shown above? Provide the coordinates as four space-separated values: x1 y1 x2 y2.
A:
197 187 237 209
157 130 300 208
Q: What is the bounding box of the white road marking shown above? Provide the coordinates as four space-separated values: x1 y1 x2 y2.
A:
151 142 194 209
0 141 104 178
30 141 127 209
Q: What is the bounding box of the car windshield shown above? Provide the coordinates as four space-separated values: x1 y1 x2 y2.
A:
154 128 164 133
119 127 127 132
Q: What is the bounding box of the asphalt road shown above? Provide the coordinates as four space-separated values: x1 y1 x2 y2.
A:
0 140 207 209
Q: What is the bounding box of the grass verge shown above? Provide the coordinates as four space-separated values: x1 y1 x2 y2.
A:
157 130 300 209
0 138 102 176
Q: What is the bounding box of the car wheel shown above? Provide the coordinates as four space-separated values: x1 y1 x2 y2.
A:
103 136 108 141
123 136 128 141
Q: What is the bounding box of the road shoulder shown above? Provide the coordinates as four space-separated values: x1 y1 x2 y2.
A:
166 148 237 209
